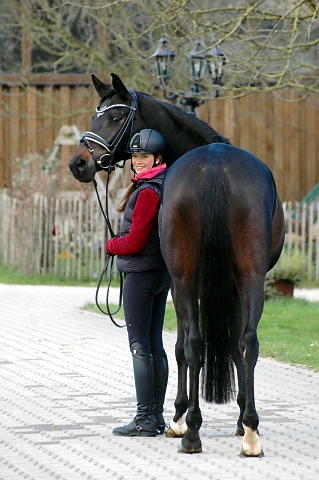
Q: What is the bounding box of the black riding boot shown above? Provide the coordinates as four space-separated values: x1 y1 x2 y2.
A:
153 352 169 435
112 342 157 437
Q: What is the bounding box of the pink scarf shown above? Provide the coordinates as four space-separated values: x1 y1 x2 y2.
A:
131 163 167 184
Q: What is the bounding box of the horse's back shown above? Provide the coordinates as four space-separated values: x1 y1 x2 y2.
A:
163 143 276 233
161 143 284 276
164 143 275 200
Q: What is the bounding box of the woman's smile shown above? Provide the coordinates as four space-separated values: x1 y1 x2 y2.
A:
132 153 155 173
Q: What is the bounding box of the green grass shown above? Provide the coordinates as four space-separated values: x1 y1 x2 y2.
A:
258 298 319 370
83 298 319 370
0 262 120 287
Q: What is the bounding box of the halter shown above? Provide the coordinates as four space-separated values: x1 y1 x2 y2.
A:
78 88 138 170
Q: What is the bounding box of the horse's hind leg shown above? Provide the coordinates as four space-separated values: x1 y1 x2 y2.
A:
232 346 246 437
166 279 203 452
239 277 265 457
166 283 188 438
173 281 203 454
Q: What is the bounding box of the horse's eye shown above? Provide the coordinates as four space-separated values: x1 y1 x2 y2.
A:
112 116 121 123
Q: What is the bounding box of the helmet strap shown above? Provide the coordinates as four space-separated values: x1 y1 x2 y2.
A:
152 154 162 168
130 159 136 174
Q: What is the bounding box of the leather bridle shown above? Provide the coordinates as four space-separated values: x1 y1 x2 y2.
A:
78 88 138 171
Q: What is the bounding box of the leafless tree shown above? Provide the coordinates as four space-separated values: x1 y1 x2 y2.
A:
0 0 318 96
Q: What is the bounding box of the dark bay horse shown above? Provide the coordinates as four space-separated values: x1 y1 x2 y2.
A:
69 73 285 456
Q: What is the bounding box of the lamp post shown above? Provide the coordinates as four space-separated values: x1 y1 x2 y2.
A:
152 34 226 114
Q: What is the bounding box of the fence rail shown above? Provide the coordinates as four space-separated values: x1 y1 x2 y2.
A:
1 191 319 280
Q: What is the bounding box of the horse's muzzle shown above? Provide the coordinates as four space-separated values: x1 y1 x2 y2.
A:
69 155 96 183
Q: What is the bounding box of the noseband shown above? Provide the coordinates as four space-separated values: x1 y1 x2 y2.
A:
78 88 138 170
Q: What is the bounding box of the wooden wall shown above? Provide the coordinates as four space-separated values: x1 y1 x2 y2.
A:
0 85 97 191
0 85 318 201
199 91 319 202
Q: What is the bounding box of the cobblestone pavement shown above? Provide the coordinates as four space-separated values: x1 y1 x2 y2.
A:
1 284 319 480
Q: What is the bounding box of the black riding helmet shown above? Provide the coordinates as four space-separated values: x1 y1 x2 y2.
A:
127 129 166 154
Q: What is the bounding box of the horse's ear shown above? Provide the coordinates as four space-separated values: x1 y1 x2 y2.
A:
111 73 131 102
91 75 112 98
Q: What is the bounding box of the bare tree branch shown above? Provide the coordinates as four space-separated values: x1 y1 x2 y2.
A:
0 0 317 95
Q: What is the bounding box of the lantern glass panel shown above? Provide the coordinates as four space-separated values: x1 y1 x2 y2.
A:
188 57 206 80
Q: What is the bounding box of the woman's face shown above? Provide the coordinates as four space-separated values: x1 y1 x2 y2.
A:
132 153 157 173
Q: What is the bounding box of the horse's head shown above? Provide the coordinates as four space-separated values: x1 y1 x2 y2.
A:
69 73 137 183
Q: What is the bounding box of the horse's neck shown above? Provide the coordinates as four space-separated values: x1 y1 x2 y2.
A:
138 94 223 166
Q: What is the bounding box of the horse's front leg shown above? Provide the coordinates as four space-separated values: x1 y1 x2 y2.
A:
166 285 188 438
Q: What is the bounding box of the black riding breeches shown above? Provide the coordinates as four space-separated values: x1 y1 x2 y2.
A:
123 269 171 355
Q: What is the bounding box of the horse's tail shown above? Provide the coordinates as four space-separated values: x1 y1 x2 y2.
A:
199 163 237 404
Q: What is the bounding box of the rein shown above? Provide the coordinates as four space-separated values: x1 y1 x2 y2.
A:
93 175 125 329
80 89 138 328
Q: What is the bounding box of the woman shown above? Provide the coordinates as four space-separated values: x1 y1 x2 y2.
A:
105 129 170 437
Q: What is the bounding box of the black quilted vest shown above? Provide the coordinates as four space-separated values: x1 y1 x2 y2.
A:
116 169 167 273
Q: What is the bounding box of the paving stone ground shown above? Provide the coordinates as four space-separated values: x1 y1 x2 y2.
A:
0 283 319 480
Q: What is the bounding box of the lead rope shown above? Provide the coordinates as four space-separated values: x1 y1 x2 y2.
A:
93 166 126 328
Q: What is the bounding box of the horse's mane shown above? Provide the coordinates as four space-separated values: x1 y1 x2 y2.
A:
102 87 231 145
139 92 231 145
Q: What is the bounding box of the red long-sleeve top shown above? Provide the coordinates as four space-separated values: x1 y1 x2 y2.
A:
105 188 160 256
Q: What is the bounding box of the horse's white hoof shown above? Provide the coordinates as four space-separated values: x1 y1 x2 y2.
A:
165 414 187 438
240 425 264 457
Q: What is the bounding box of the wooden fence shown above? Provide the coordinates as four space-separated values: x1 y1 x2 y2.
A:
0 190 121 280
1 190 319 281
283 201 319 280
0 85 318 202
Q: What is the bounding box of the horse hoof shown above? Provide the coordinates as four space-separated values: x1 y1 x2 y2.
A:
240 425 263 457
165 427 184 438
178 440 202 454
239 447 264 458
165 417 187 438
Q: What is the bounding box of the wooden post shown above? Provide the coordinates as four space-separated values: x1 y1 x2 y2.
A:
90 198 94 278
316 202 319 280
54 198 60 276
301 203 307 257
60 198 66 278
287 201 292 255
294 201 299 254
65 198 71 279
48 197 54 275
77 199 83 281
308 202 314 280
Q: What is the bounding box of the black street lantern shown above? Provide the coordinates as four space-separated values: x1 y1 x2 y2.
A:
152 34 226 114
187 36 207 84
207 41 227 91
152 34 175 88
